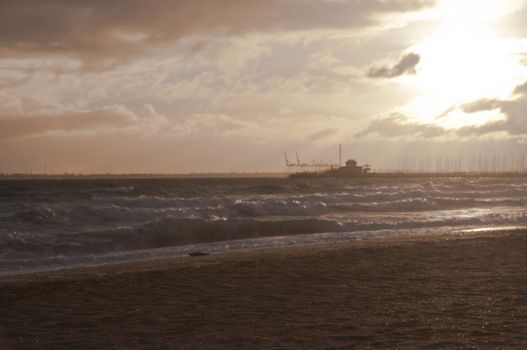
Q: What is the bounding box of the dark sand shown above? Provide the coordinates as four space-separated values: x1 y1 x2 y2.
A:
2 232 527 349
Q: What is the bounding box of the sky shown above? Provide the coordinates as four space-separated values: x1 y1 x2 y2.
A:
1 0 527 173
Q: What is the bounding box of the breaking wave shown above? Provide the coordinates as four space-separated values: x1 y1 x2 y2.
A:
2 176 527 274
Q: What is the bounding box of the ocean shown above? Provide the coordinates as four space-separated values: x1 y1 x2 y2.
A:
1 176 527 275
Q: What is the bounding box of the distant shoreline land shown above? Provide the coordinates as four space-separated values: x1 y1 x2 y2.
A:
1 171 526 180
0 172 287 180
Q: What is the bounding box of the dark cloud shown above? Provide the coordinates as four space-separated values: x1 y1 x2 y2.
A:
458 80 527 136
0 0 435 60
355 113 446 139
513 81 527 95
433 106 456 120
358 80 527 140
367 53 420 78
460 99 500 114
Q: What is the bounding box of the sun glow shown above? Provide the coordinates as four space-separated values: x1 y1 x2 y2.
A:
400 0 527 129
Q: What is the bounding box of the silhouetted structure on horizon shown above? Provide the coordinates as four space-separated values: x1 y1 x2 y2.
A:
286 145 371 178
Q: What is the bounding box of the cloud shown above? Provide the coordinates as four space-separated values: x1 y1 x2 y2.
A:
173 113 254 137
513 81 527 95
0 109 131 139
359 80 527 141
459 99 501 113
0 0 434 60
355 113 446 139
0 104 169 139
367 53 421 78
457 80 527 136
308 128 339 141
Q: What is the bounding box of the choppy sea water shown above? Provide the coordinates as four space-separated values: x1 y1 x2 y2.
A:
1 176 527 275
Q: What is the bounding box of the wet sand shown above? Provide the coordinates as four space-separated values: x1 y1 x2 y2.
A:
2 232 527 349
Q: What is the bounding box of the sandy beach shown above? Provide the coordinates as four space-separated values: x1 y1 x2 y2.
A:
2 231 527 349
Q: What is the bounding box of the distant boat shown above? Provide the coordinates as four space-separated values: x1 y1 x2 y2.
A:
289 159 371 179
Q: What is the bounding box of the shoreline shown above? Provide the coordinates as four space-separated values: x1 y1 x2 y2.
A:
2 230 527 348
1 227 524 281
